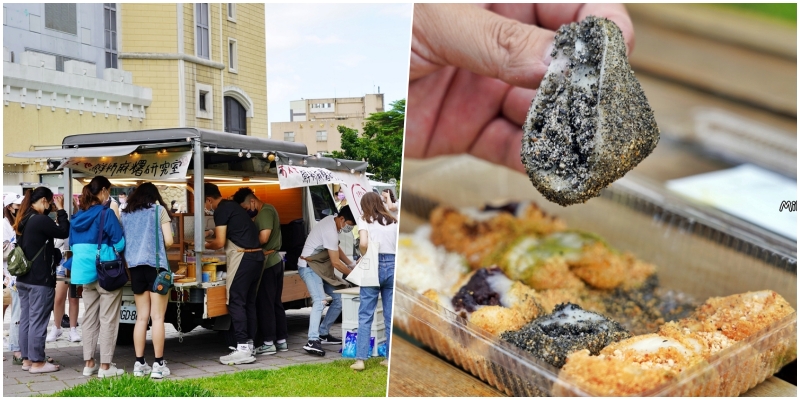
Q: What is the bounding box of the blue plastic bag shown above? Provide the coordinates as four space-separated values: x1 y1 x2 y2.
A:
342 330 375 358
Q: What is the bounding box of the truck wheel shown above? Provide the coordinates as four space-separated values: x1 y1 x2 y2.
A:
116 324 135 345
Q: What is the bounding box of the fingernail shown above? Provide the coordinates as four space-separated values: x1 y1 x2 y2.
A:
543 42 554 66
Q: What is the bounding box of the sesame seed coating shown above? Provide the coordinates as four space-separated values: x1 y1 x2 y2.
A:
500 303 630 368
521 16 660 206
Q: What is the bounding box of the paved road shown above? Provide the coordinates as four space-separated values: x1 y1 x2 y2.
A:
3 305 345 397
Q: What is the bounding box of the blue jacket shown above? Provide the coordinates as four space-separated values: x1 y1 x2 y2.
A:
65 204 125 285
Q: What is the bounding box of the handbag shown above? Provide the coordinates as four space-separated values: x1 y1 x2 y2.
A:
95 207 128 291
345 233 380 287
7 215 48 277
151 205 172 295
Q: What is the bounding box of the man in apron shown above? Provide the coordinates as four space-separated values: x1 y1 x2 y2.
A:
203 183 264 365
298 205 357 357
232 187 287 355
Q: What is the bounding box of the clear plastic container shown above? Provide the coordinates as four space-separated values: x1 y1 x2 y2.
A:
394 156 796 396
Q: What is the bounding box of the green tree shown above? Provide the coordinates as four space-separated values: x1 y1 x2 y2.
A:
331 99 404 182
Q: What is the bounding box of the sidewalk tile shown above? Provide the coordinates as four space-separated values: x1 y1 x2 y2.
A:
3 383 32 394
28 380 68 392
197 365 237 374
14 374 57 384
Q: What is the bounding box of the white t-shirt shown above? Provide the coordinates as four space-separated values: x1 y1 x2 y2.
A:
359 217 398 255
298 215 340 268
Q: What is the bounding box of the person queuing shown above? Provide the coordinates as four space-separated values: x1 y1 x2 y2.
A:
351 192 397 371
381 189 399 219
67 176 126 378
12 187 70 374
3 193 23 364
298 205 357 357
233 188 288 355
120 183 173 379
204 183 264 365
46 235 81 343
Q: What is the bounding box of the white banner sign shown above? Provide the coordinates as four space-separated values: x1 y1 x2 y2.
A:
332 171 372 223
60 151 192 180
277 165 343 189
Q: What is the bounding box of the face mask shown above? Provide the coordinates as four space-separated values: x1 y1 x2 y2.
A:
337 193 345 201
341 224 354 234
246 209 259 218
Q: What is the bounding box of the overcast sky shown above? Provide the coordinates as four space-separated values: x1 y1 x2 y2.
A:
265 4 412 137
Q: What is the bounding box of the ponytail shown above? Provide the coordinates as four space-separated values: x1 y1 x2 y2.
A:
80 176 111 211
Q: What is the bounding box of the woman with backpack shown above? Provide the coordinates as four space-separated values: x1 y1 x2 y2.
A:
120 183 173 379
67 176 126 378
11 187 70 373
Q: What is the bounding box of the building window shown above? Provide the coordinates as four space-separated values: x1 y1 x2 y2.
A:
195 3 210 59
316 130 327 142
196 82 213 120
45 3 77 35
284 132 295 142
104 3 118 69
228 38 237 73
227 3 236 22
224 96 247 135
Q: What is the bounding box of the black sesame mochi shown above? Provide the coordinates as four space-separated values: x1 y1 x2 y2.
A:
521 16 660 206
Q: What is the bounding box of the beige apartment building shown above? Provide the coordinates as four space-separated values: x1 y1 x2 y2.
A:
271 93 384 154
4 3 267 191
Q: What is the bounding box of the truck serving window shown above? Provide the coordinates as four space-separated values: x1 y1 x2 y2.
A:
308 185 338 221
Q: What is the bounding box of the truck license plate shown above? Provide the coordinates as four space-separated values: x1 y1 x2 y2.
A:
119 302 137 324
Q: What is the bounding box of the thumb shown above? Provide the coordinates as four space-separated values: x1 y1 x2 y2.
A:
412 4 554 89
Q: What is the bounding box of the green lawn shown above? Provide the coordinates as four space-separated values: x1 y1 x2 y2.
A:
713 3 796 24
44 358 388 397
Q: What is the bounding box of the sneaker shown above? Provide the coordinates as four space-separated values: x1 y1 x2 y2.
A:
219 345 256 365
303 340 325 357
350 360 365 371
69 328 82 342
320 334 342 345
276 342 289 352
380 359 389 367
255 343 277 355
150 361 170 379
133 361 152 377
97 363 125 378
83 363 100 376
46 328 62 342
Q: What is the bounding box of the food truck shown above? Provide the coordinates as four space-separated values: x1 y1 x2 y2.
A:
7 127 371 345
